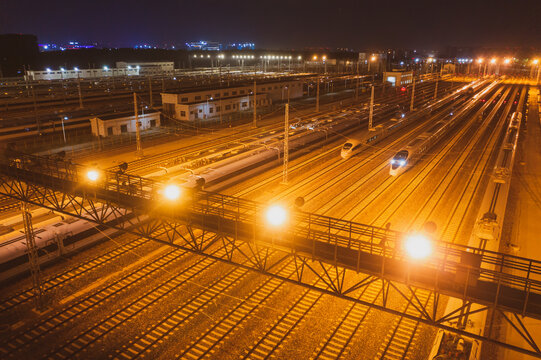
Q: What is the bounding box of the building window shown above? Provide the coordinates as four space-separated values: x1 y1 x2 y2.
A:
181 111 186 117
223 92 229 96
150 119 157 127
225 104 231 110
181 97 188 102
120 124 128 133
209 107 214 113
216 106 221 112
261 87 265 91
195 95 201 100
107 127 113 136
240 90 245 94
198 108 202 113
233 104 237 109
274 86 278 89
242 102 248 107
214 93 220 98
190 111 194 115
232 91 237 95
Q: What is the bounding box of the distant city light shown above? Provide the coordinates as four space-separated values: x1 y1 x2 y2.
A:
60 67 65 71
74 67 79 71
103 66 109 70
46 68 51 72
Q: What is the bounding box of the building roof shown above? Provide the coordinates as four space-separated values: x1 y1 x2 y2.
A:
162 75 307 95
180 93 268 106
95 109 159 121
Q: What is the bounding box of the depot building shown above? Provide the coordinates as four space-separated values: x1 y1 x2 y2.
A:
383 70 413 87
90 110 160 137
161 79 303 122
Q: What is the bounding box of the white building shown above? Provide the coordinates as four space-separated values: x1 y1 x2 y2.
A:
28 67 139 81
161 80 303 122
90 110 160 137
383 71 413 87
116 61 174 75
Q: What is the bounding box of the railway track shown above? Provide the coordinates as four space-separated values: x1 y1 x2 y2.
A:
0 80 484 359
0 235 150 314
0 245 193 357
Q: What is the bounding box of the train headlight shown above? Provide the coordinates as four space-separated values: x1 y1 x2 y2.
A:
399 160 406 166
404 233 432 260
390 159 396 164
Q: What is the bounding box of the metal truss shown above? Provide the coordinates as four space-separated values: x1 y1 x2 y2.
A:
1 153 541 357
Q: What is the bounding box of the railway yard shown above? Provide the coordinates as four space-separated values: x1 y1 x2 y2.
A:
0 73 540 360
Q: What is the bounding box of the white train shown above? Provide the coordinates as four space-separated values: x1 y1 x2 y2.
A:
389 81 497 176
341 80 488 160
0 207 131 282
428 92 525 360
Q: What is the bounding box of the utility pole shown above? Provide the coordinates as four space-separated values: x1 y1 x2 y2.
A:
23 65 30 97
537 65 541 85
17 159 44 310
253 78 257 127
134 93 143 158
434 76 439 100
355 75 359 100
316 76 320 112
282 103 289 184
77 73 84 108
148 76 153 107
31 84 40 134
219 97 223 125
369 85 374 129
410 78 416 112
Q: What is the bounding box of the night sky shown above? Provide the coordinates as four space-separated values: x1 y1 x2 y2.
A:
1 0 540 50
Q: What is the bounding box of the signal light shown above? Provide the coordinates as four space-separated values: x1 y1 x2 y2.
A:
401 87 406 92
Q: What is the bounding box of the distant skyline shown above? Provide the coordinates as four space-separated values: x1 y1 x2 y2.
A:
2 0 540 51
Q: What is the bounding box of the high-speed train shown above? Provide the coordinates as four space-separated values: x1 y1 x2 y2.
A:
341 118 403 159
428 86 525 360
388 81 497 176
0 207 132 282
340 80 487 160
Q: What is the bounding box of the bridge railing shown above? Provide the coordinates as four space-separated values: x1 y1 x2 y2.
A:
4 153 541 306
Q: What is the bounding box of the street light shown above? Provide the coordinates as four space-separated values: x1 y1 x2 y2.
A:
86 169 100 182
265 205 288 227
163 184 181 201
490 58 497 64
404 233 432 260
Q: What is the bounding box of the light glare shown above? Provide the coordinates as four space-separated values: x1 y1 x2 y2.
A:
164 184 181 201
405 234 432 259
266 205 287 227
86 170 99 182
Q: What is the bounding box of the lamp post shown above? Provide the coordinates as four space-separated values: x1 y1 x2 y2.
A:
282 103 289 184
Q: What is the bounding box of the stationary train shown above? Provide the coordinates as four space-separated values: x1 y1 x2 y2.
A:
428 89 526 360
388 82 497 176
340 80 485 160
0 207 133 282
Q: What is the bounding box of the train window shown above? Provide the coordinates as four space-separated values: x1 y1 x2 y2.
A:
343 143 353 150
53 223 64 227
